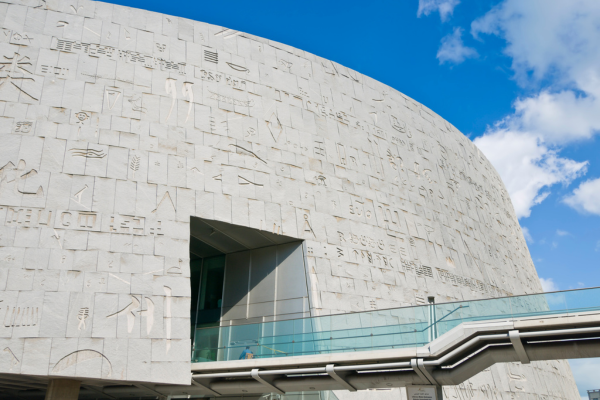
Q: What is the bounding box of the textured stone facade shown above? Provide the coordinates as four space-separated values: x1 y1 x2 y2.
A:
0 0 579 397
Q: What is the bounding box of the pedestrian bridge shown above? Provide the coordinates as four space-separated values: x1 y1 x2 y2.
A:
186 287 600 398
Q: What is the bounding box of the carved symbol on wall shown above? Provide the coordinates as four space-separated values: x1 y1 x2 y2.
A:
14 121 33 133
229 144 267 164
316 175 326 186
52 350 112 378
69 148 106 158
303 214 316 237
208 90 253 107
70 4 83 14
104 88 121 110
40 64 69 77
57 21 69 28
167 260 182 275
3 347 19 371
127 95 146 113
266 112 283 142
372 91 388 102
52 229 62 249
369 112 377 124
77 307 89 330
390 115 406 133
0 160 44 198
204 50 218 63
72 185 88 205
155 43 166 52
238 175 263 186
337 143 347 165
212 174 222 181
74 111 89 124
314 141 325 157
3 306 39 327
279 59 292 72
139 297 155 335
182 81 194 123
106 295 140 333
165 78 177 123
151 191 176 215
0 53 38 100
226 62 249 73
130 155 140 179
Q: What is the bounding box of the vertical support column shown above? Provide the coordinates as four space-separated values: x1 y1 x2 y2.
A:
436 385 444 400
45 379 81 400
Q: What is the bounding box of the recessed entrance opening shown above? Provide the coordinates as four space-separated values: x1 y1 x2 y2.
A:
190 217 311 359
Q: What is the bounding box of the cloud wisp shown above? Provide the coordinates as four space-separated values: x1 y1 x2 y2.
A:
417 0 460 22
437 27 478 65
539 277 558 292
564 178 600 216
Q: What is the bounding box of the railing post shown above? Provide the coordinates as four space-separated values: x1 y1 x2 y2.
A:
428 296 437 341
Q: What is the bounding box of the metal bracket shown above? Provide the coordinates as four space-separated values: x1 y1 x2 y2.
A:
251 369 284 395
191 377 221 397
417 358 439 386
509 330 530 364
410 358 439 386
326 364 357 392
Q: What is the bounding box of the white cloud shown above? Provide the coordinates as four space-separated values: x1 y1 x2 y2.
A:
521 227 533 243
418 0 460 22
564 178 600 216
470 0 600 145
539 277 558 292
569 359 600 399
437 27 478 65
511 91 600 145
556 229 570 236
468 0 600 216
473 130 587 218
471 0 600 90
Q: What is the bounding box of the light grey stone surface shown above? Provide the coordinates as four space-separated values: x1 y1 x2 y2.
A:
0 0 580 395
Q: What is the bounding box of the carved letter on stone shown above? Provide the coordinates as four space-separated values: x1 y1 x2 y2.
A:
139 297 155 335
52 350 112 378
77 307 89 330
182 81 194 123
266 112 283 142
106 296 140 333
165 78 177 122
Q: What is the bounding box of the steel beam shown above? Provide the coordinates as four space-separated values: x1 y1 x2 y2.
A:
325 364 356 392
509 330 530 364
251 369 284 395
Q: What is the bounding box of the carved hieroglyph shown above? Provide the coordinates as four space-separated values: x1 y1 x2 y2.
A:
0 0 579 397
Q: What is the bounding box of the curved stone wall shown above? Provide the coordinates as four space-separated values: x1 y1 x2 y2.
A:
0 0 579 397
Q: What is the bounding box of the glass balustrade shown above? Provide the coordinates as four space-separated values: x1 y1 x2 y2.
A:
191 286 600 363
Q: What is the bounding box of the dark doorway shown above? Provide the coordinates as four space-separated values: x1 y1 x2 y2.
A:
190 217 310 361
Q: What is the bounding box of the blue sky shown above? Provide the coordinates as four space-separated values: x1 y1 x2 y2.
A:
105 0 600 395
